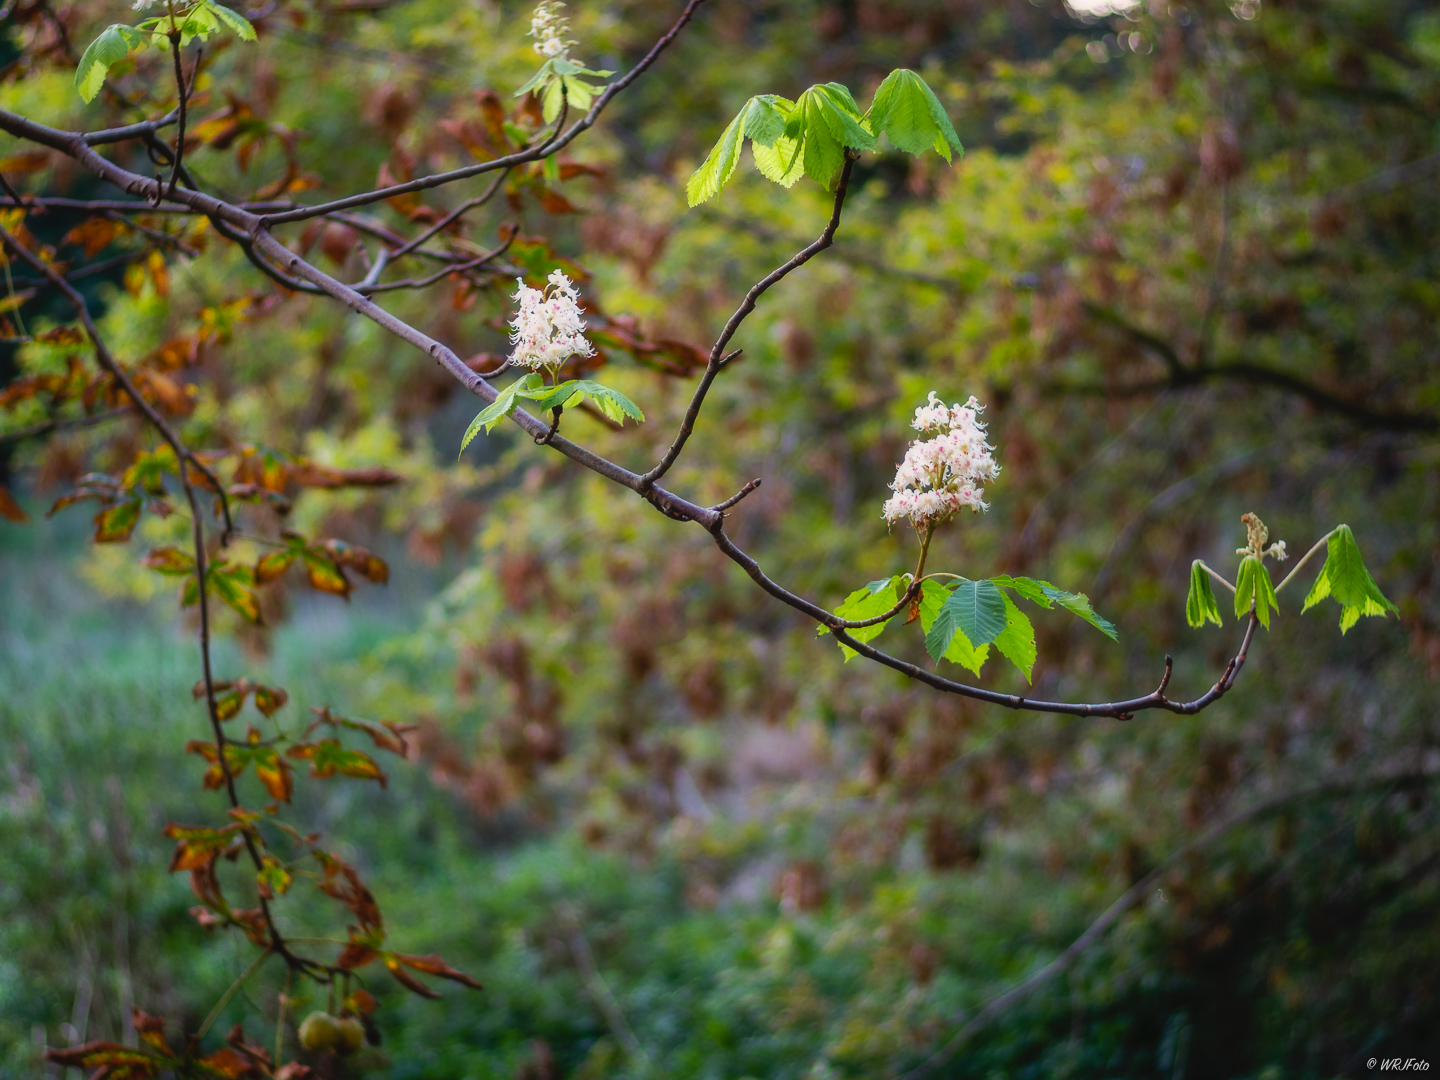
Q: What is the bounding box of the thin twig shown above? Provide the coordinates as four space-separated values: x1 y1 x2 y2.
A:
255 0 708 225
1274 528 1336 594
198 949 273 1038
639 152 858 493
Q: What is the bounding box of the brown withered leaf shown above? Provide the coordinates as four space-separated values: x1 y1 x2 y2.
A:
62 217 123 258
389 952 484 991
45 1041 165 1078
131 1010 172 1056
315 851 384 933
337 940 381 971
164 822 245 872
384 957 442 999
319 539 389 584
536 188 580 215
345 988 379 1015
0 151 50 174
274 1064 314 1080
287 462 403 488
0 486 28 523
308 706 414 757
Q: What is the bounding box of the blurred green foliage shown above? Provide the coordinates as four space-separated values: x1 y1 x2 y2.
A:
4 0 1440 1076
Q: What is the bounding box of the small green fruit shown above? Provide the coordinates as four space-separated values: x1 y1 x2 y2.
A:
335 1016 365 1055
298 1011 341 1052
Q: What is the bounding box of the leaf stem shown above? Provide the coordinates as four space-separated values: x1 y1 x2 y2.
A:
914 523 935 581
199 947 273 1038
1199 561 1237 594
1274 528 1337 594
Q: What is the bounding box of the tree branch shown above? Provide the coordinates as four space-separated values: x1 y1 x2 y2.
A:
254 0 709 226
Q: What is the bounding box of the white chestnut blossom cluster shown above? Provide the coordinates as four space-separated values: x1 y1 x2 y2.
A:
882 393 1000 530
529 1 575 59
508 270 595 372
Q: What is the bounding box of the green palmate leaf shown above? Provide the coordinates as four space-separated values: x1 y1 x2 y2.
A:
940 578 1008 647
1302 524 1398 634
75 25 143 103
823 576 902 660
687 95 793 206
559 379 644 425
1235 555 1279 629
753 135 805 187
203 0 257 41
919 579 988 675
993 592 1037 682
524 378 644 426
989 574 1119 639
461 373 542 453
988 574 1055 608
1186 560 1224 628
864 68 963 161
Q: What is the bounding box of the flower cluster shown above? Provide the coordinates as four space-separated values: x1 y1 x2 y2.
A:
528 1 575 59
1237 512 1288 561
508 270 595 372
882 393 1000 530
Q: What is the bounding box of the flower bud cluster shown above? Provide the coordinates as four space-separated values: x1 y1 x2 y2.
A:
882 393 1000 530
509 270 595 372
1237 512 1288 561
529 1 575 59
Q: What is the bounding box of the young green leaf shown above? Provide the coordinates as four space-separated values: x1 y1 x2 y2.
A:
562 380 644 425
1186 560 1224 628
864 68 963 161
823 576 901 660
460 373 542 453
75 25 144 103
1235 555 1279 629
202 0 257 41
993 592 1037 682
752 136 806 187
940 578 1008 648
918 579 988 675
687 95 794 206
1301 524 1398 633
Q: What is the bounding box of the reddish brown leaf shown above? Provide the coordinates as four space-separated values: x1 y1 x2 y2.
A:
131 1010 171 1056
391 952 484 990
274 1064 314 1080
345 988 379 1015
536 188 579 215
384 957 442 999
44 1042 162 1075
253 684 288 717
63 217 123 257
0 486 28 523
319 539 389 584
337 942 380 970
287 463 403 488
